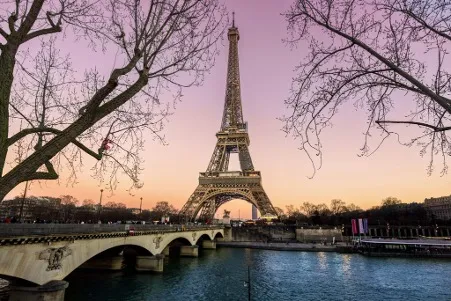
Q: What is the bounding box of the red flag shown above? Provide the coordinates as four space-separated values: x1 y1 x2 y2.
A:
351 219 357 235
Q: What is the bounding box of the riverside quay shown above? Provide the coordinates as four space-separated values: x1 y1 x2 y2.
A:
357 238 451 258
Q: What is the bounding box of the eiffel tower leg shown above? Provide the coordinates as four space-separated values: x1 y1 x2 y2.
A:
179 186 207 222
238 144 254 171
249 185 277 216
198 198 216 222
207 143 228 172
221 151 230 172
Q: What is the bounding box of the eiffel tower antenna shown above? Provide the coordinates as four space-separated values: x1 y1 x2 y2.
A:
221 13 242 131
179 19 277 222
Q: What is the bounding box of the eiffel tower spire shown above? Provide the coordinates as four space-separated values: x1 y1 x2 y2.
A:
221 13 244 131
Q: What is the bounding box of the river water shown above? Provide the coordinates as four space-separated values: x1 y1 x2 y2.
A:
65 248 451 301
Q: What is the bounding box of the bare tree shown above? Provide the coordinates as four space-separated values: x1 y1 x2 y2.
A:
283 0 451 177
330 199 346 215
274 207 286 219
152 201 177 215
0 0 228 200
82 199 95 207
60 194 78 220
315 203 331 216
381 196 402 206
300 201 317 216
345 203 362 212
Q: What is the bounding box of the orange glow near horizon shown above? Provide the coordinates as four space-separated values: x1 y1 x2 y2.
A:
4 0 450 219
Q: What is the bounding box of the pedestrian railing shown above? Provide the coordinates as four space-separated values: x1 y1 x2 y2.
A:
0 223 223 237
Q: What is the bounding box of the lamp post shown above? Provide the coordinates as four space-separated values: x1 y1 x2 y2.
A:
98 189 104 222
19 181 30 223
243 265 251 301
140 197 143 213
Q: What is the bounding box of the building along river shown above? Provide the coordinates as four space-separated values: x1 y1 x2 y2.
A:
65 247 451 301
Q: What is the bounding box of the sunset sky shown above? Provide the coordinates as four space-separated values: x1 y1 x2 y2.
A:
6 0 450 219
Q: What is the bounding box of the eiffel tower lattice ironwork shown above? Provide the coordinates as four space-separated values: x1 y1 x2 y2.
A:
179 18 278 222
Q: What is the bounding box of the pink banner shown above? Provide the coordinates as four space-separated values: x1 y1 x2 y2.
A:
351 219 357 235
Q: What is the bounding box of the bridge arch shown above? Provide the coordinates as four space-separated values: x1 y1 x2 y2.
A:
214 232 224 240
159 236 192 250
195 233 214 246
91 244 153 258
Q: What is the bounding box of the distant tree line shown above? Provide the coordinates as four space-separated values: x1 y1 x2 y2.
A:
276 197 450 227
1 195 179 224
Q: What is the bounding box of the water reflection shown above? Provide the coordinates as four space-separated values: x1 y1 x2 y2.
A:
341 254 351 277
316 252 328 270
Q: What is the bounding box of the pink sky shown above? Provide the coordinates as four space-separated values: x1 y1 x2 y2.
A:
6 0 450 219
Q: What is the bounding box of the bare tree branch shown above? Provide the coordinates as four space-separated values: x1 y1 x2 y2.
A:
283 0 451 177
7 127 103 159
0 0 228 200
376 120 451 132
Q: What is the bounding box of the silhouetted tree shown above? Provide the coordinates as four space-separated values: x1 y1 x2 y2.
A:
330 199 347 215
345 203 362 213
101 201 133 222
82 199 95 207
274 207 286 220
139 209 151 222
283 0 451 177
60 195 79 221
0 0 228 200
285 204 308 224
300 202 317 216
151 201 177 221
381 196 402 207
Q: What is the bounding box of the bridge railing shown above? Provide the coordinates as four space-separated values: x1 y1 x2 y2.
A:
0 224 223 237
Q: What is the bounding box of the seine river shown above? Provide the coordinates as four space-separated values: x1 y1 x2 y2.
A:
65 248 451 301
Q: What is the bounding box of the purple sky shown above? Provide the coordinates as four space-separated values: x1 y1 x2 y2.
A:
7 0 450 219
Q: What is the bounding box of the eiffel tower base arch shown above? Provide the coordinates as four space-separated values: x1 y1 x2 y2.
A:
179 173 277 222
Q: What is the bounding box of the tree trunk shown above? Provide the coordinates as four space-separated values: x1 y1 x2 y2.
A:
0 46 18 176
0 0 50 177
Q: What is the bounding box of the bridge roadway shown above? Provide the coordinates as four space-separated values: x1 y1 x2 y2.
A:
0 224 226 301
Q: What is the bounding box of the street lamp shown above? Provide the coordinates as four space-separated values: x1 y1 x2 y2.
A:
98 189 104 222
140 197 143 213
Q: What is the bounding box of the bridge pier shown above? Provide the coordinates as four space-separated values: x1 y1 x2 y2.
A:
80 256 124 270
202 240 216 249
180 245 199 257
223 227 233 241
9 280 68 301
135 255 165 272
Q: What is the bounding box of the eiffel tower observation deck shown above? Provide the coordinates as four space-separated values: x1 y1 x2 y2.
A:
179 15 278 222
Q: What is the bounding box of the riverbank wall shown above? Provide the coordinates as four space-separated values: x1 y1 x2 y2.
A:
217 241 353 253
227 226 345 244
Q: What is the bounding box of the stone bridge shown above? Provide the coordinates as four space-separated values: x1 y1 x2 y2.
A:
0 224 227 301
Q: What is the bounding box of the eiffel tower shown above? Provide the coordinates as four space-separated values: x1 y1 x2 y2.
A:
179 16 278 222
